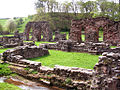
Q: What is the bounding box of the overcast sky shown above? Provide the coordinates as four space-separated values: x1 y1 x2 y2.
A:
0 0 118 18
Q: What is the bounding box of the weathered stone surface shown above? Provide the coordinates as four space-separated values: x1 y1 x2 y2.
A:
3 46 49 60
24 21 53 42
69 17 120 45
0 36 23 48
54 31 66 42
91 49 120 90
42 40 110 55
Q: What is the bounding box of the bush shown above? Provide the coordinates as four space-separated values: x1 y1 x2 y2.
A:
0 63 12 76
5 19 17 33
0 24 3 31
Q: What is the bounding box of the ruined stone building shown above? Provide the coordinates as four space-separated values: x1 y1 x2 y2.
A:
24 21 53 42
69 17 120 45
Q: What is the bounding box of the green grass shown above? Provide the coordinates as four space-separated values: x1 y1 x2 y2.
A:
0 48 12 53
111 46 117 48
0 63 12 76
29 50 99 69
0 19 8 26
0 34 14 37
0 83 21 90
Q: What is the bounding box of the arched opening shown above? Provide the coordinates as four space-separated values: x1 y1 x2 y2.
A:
81 27 85 42
99 27 103 42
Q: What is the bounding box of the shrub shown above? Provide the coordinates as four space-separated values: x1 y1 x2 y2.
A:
0 23 3 31
5 19 17 33
0 63 12 76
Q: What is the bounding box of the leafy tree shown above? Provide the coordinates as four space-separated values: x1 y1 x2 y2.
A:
5 19 17 33
32 7 55 30
0 24 3 31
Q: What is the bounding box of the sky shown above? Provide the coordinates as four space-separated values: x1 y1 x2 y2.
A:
0 0 118 18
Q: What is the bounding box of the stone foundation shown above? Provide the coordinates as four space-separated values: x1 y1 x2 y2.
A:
54 31 67 42
2 43 120 89
40 40 110 55
0 36 23 48
3 45 49 60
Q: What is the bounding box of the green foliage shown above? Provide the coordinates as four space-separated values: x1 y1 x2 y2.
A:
30 70 38 74
16 18 24 28
0 23 3 31
0 83 21 90
24 67 30 71
65 78 72 84
5 19 17 33
0 63 12 76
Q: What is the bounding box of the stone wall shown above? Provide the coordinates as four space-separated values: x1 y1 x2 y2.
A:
2 45 120 89
3 45 49 60
0 36 23 48
24 21 53 42
91 48 120 90
54 31 67 42
41 40 110 55
70 17 120 45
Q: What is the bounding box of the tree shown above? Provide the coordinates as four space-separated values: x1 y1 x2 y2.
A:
6 19 17 33
62 1 72 13
32 7 55 30
0 24 3 31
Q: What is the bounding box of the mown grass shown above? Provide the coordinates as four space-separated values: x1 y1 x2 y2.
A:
0 48 12 53
0 34 14 37
0 83 21 90
29 50 99 69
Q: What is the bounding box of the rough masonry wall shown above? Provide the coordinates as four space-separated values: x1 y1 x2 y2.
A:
24 21 53 42
54 31 67 42
41 40 110 55
70 17 120 45
91 47 120 90
3 45 49 60
0 36 23 48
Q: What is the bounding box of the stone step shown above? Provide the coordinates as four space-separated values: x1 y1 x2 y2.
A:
6 61 27 68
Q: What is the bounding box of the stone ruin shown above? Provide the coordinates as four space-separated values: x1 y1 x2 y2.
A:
2 44 120 89
24 21 53 42
14 30 24 40
38 17 120 54
40 40 110 55
69 17 120 45
53 31 67 42
3 45 49 62
0 36 23 48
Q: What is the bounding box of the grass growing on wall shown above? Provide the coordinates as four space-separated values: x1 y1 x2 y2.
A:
29 50 99 69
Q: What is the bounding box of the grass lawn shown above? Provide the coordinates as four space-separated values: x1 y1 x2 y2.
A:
0 48 12 53
0 83 21 90
29 50 99 69
0 34 14 37
0 42 99 69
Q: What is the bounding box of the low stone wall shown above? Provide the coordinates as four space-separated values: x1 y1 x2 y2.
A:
1 46 93 89
40 40 110 55
54 31 67 42
0 36 23 48
2 44 120 89
3 45 49 60
91 50 120 90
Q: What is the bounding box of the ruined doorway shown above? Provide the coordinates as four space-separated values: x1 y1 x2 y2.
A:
99 27 103 42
